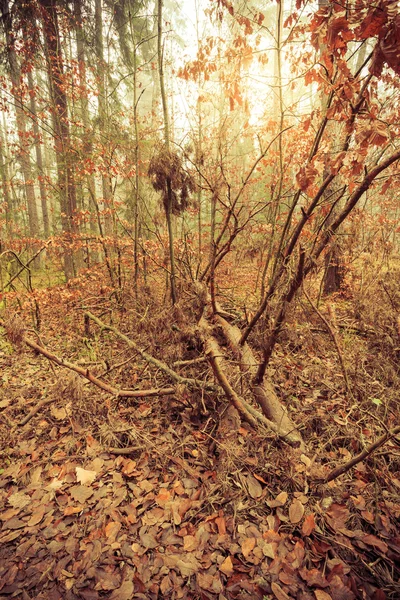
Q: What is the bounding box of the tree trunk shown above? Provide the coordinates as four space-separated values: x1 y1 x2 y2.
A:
39 0 79 280
0 117 12 237
323 244 345 295
27 69 51 238
157 0 177 305
95 0 114 237
1 0 39 239
74 0 99 262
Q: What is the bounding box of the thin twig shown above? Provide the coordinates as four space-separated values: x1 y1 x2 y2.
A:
324 425 400 483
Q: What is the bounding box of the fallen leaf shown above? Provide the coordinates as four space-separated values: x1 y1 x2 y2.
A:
27 509 45 527
326 503 349 531
3 517 25 530
360 534 388 553
7 492 31 510
219 555 234 577
183 535 198 551
302 513 316 536
197 571 223 593
121 459 137 477
267 491 288 508
289 499 304 524
105 521 121 543
241 537 256 558
176 555 200 576
246 475 263 499
109 580 134 600
271 581 291 600
69 485 94 504
51 406 67 420
76 467 97 485
315 591 332 600
139 532 158 549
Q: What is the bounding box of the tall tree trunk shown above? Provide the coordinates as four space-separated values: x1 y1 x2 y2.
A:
0 115 12 237
1 0 39 239
95 0 113 237
74 0 99 261
39 0 78 280
27 69 51 238
157 0 177 305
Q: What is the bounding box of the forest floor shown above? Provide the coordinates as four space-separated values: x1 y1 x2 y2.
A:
0 258 399 600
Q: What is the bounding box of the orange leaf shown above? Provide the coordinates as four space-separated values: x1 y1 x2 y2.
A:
219 555 234 577
302 513 316 536
241 537 256 558
314 591 332 600
289 499 304 524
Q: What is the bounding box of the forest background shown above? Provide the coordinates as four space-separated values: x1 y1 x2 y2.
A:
0 0 400 599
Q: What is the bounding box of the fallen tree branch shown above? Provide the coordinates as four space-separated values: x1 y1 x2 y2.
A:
215 313 304 448
19 397 54 426
0 319 176 400
324 425 400 483
198 314 304 444
85 311 217 391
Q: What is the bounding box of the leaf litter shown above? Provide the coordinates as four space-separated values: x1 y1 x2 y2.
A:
0 279 400 599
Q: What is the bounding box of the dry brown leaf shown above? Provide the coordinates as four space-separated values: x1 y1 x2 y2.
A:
109 580 134 600
219 555 234 577
76 467 97 486
51 405 67 420
139 532 158 549
289 499 304 524
7 492 31 510
176 555 200 576
302 513 316 536
326 503 349 531
197 571 223 593
271 581 291 600
267 491 288 508
314 591 332 600
241 537 256 558
27 509 45 527
69 485 94 504
183 535 198 551
121 459 137 477
246 474 263 499
105 521 121 543
360 534 388 553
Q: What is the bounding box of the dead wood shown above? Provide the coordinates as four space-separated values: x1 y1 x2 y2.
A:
324 424 400 483
19 397 54 425
0 320 176 400
215 313 304 448
85 310 216 391
199 314 304 445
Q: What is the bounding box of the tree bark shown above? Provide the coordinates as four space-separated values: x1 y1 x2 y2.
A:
95 0 114 237
1 0 39 238
27 69 51 238
39 0 79 280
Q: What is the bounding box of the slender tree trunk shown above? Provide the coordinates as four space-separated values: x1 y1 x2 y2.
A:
132 38 141 295
95 0 113 237
27 69 50 238
74 0 99 261
1 0 39 239
0 117 12 237
39 0 79 280
157 0 177 304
